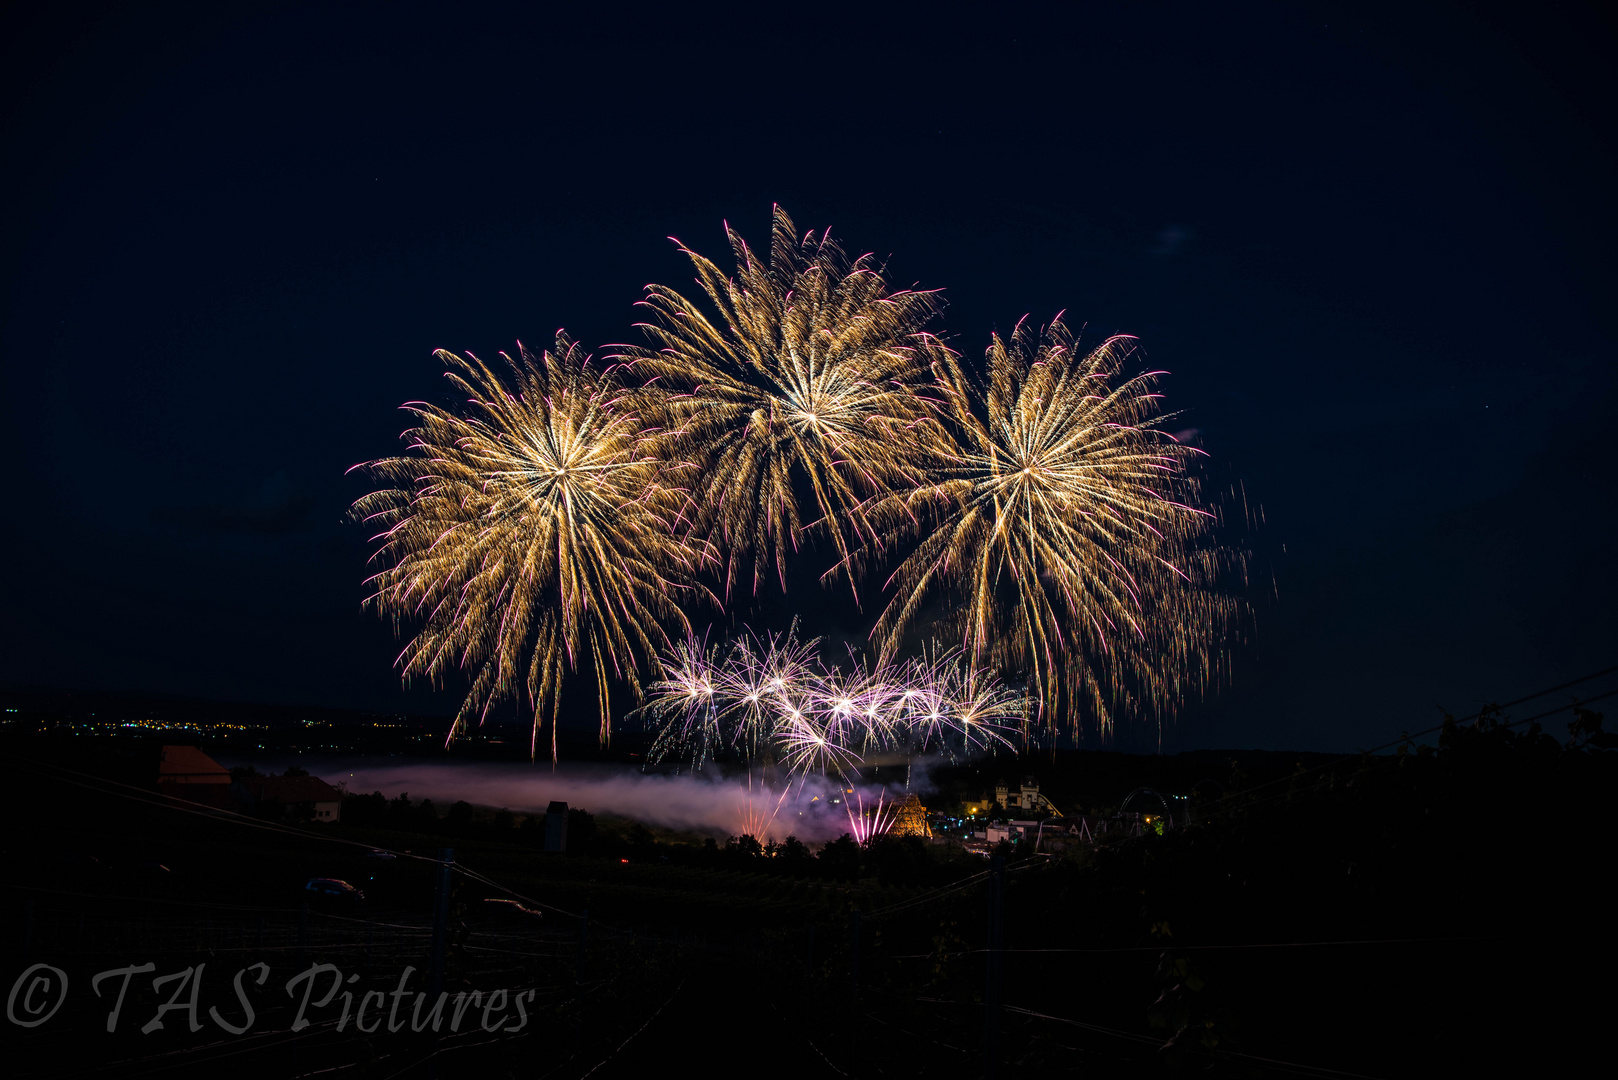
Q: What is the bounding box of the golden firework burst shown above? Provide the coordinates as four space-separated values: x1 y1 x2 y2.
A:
350 335 711 759
867 316 1239 737
618 205 943 602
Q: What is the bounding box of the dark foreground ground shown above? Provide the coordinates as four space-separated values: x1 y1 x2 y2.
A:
2 708 1612 1079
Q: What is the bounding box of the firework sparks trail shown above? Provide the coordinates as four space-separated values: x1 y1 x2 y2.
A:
617 205 945 601
644 632 723 766
350 336 714 760
844 787 897 844
639 625 1019 780
861 317 1241 737
776 712 866 780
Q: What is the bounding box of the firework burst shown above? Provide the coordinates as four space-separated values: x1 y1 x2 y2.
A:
643 632 723 767
618 205 943 601
350 336 712 759
865 316 1239 737
639 627 1018 778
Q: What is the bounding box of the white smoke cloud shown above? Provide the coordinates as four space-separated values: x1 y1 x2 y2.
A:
223 756 939 843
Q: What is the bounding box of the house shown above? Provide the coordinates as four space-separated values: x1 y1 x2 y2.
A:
963 777 1063 817
233 774 344 823
1000 777 1061 815
156 745 239 811
975 819 1036 843
158 745 231 785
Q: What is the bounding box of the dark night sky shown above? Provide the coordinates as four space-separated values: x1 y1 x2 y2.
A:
2 1 1613 754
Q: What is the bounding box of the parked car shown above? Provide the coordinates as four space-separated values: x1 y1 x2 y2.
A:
303 877 364 906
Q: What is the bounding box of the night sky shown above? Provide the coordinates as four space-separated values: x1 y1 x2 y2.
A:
3 1 1613 754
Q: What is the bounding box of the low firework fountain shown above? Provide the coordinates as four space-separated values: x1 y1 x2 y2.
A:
735 774 791 841
844 788 898 844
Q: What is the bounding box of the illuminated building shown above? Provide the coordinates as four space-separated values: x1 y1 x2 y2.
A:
890 793 932 838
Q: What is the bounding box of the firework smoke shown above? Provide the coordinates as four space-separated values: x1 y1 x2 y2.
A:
247 757 917 845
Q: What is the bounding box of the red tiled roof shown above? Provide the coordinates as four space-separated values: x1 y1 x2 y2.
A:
158 745 230 781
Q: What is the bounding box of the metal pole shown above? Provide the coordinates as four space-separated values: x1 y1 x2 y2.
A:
424 848 455 1080
428 847 454 1001
984 855 1004 1080
850 908 862 1078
